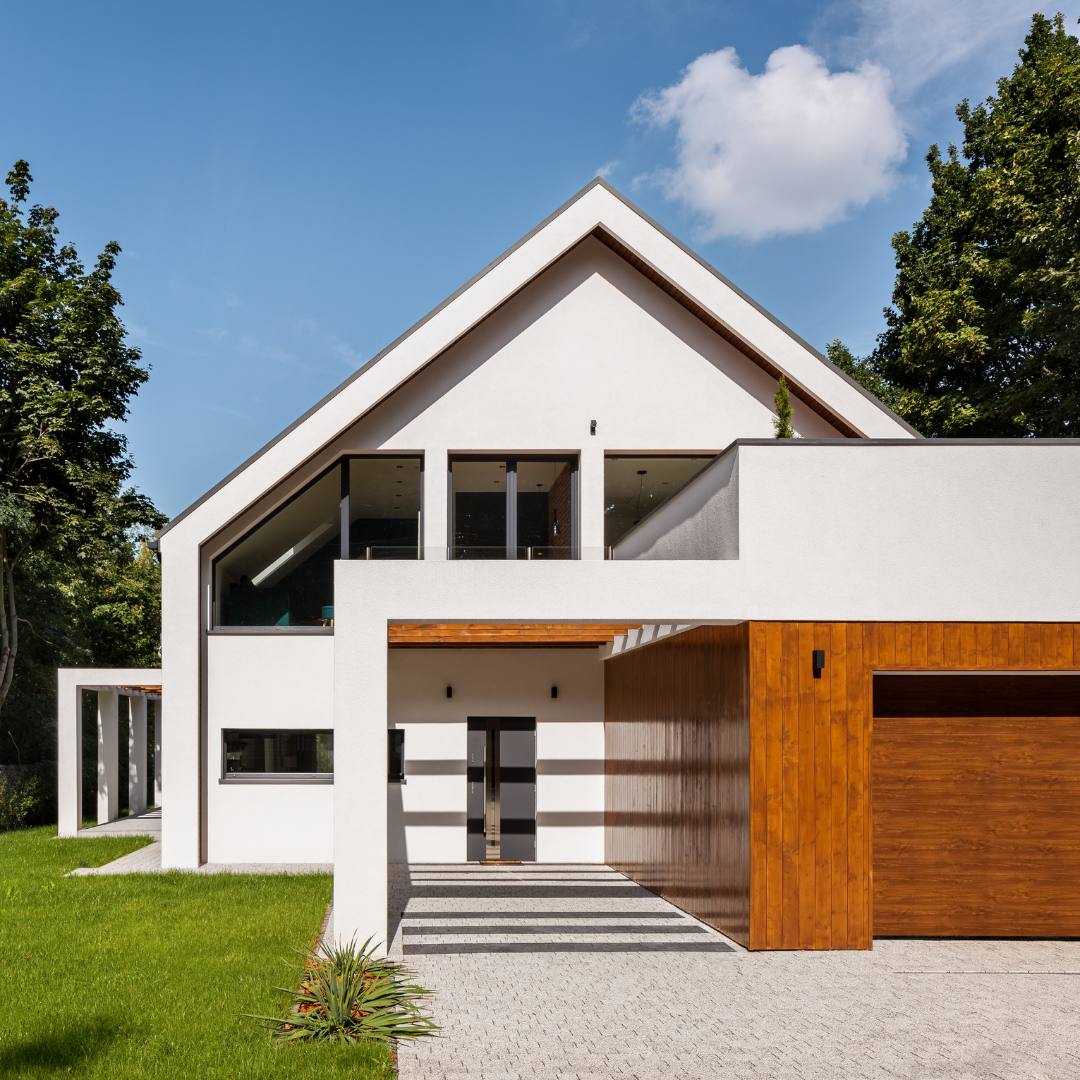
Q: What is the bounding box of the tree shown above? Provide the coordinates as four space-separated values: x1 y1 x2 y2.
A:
875 14 1080 437
773 375 795 438
0 160 164 718
825 339 909 418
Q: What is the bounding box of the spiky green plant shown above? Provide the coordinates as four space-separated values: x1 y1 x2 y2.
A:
247 936 439 1045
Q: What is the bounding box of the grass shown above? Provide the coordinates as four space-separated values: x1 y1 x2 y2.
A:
0 826 396 1078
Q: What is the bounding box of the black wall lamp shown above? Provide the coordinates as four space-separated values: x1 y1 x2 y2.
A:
812 650 825 679
446 686 453 699
551 686 558 699
590 420 597 435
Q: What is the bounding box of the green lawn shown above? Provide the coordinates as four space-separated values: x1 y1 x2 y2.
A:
0 827 395 1078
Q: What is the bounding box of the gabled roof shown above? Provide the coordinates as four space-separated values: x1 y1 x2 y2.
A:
158 178 918 540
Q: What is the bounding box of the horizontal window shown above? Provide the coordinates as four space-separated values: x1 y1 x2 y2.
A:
222 729 333 777
873 673 1080 718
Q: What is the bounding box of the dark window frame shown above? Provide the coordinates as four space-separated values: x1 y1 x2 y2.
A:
388 729 406 783
447 454 579 560
209 454 424 629
220 728 334 783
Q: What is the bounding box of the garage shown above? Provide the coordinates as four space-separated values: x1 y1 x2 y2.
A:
872 672 1080 937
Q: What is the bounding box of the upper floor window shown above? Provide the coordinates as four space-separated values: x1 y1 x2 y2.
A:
212 456 422 627
604 456 710 551
450 456 577 560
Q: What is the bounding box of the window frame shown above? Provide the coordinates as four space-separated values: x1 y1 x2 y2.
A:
446 454 579 560
602 453 714 555
219 727 335 784
209 453 424 630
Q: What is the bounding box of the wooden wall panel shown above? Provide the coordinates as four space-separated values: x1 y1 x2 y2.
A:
605 624 750 945
747 622 871 950
607 621 1080 950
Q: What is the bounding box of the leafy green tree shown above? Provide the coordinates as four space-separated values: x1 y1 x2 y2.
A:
875 14 1080 436
0 160 165 719
825 339 909 418
773 375 795 438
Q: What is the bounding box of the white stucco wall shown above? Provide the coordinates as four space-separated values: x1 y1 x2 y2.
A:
387 649 604 864
205 634 334 863
612 440 1080 621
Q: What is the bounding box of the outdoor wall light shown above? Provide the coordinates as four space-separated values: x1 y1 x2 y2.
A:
590 420 597 435
813 650 825 679
446 686 453 698
551 686 558 699
552 509 560 536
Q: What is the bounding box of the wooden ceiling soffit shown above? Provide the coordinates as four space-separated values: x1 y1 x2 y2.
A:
389 623 642 648
590 226 864 440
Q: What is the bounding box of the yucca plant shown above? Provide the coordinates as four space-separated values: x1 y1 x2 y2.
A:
247 936 439 1045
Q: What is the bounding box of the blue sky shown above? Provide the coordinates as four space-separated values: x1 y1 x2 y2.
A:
0 1 1063 517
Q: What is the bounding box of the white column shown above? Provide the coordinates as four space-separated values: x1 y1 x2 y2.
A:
334 564 389 953
128 696 147 816
153 698 162 807
160 536 202 868
424 447 447 560
97 690 119 824
579 441 606 560
57 671 82 837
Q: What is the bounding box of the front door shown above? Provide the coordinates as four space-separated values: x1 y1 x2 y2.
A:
466 717 536 861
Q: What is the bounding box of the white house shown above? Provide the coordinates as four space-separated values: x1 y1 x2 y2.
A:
59 180 1080 950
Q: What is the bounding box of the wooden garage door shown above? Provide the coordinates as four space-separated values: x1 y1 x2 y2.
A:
873 673 1080 937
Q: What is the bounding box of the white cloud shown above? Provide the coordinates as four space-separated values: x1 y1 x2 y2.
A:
596 160 619 180
633 45 907 241
824 0 1058 99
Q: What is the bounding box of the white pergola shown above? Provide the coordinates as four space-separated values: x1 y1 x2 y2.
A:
57 668 163 838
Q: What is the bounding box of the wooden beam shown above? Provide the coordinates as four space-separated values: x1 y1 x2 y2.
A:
388 623 640 647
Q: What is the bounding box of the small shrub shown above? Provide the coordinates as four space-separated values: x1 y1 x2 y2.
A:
0 766 40 831
248 936 439 1045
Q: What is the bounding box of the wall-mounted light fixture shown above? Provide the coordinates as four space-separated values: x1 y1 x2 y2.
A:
590 420 597 435
551 509 560 536
446 686 453 698
551 686 558 699
812 650 825 679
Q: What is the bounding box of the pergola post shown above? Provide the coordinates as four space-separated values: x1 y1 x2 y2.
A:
57 672 81 838
154 699 162 808
128 695 148 816
97 690 119 824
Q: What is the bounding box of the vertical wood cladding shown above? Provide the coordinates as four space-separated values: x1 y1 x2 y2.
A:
608 621 1080 951
748 622 871 950
605 624 751 946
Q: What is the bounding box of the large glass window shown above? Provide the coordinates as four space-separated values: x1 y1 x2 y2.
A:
604 456 711 550
213 456 423 627
450 457 576 559
214 465 342 627
348 457 422 560
223 729 333 777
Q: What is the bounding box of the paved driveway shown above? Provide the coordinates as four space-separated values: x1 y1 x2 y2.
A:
390 864 1080 1080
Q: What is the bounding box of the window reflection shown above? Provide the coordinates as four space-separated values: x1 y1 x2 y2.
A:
223 729 334 775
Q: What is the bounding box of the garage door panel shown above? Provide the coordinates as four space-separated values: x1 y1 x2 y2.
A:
873 710 1080 937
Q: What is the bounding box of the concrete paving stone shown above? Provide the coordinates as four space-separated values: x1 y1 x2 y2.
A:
391 863 1080 1080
